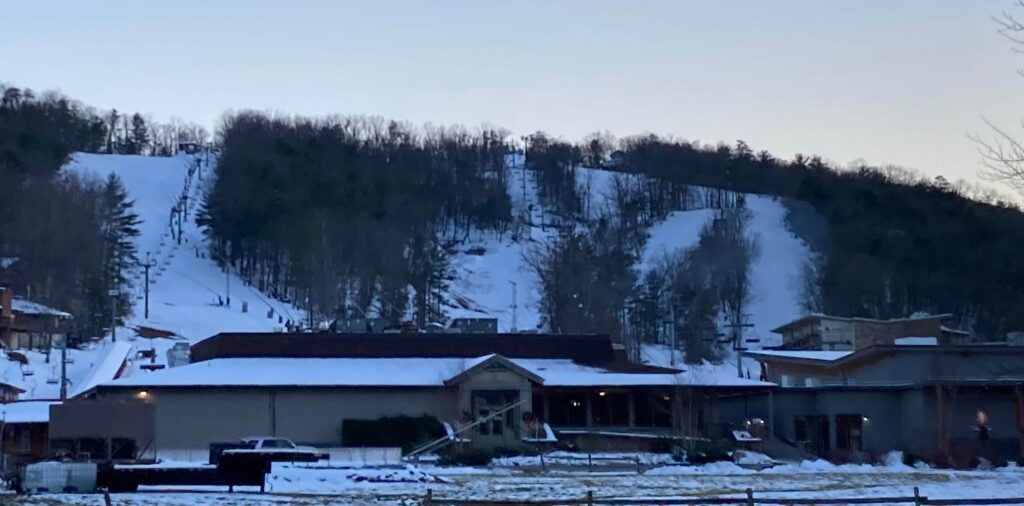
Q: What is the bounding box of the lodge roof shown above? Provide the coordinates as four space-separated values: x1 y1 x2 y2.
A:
191 332 636 367
770 313 953 334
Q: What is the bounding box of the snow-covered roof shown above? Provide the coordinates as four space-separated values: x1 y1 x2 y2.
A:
895 337 938 346
745 350 853 362
9 297 71 318
72 341 132 397
0 401 57 424
100 355 773 390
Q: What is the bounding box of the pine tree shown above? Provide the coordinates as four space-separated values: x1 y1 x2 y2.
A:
87 173 141 335
129 113 150 155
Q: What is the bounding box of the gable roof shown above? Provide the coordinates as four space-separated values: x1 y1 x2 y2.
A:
444 354 544 386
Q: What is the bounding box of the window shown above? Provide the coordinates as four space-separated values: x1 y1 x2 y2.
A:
19 430 30 453
835 414 864 452
635 392 672 428
591 390 629 427
472 390 519 437
794 415 830 456
547 392 587 426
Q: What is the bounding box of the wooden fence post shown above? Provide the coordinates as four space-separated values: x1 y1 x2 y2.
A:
586 489 594 506
745 488 754 506
913 486 922 506
424 488 433 506
103 491 113 506
588 453 593 472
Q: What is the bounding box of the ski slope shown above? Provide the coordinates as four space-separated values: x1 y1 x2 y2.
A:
65 153 303 345
575 166 809 347
61 152 805 351
443 154 554 332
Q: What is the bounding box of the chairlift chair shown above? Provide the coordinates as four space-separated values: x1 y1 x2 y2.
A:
20 364 34 377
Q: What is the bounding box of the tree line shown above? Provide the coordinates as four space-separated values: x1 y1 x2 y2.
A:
0 85 140 341
199 111 513 327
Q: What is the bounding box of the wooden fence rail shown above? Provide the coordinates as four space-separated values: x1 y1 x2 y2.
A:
422 487 1024 506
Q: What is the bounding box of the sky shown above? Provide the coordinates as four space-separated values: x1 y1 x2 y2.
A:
2 1 1022 187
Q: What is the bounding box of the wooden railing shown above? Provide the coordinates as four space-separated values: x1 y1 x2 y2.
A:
421 487 1024 505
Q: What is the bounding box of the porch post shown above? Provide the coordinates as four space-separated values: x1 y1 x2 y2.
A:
671 387 683 431
585 392 593 428
627 392 636 428
1014 384 1024 462
543 390 550 423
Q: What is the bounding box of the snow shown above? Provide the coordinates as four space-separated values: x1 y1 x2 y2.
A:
0 401 57 423
64 152 304 344
443 156 553 332
102 357 476 388
746 350 853 362
733 450 773 465
70 340 131 397
896 336 938 346
100 354 772 389
743 195 809 348
9 297 71 317
0 341 134 400
24 461 1024 505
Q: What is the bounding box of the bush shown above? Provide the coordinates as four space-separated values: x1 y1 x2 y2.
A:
439 448 493 466
341 415 444 453
685 440 731 464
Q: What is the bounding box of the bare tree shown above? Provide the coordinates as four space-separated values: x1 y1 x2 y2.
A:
972 1 1024 190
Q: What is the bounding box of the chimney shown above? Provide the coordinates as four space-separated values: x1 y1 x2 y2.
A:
0 286 11 321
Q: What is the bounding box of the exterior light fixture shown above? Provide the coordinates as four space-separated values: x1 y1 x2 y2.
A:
137 390 149 400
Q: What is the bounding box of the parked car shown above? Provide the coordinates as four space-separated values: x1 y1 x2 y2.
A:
211 437 326 464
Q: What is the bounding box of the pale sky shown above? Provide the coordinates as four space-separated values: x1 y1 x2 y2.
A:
2 1 1021 185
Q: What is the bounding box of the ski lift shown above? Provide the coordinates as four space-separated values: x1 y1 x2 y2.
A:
745 338 761 344
21 364 34 377
64 355 74 365
46 367 58 385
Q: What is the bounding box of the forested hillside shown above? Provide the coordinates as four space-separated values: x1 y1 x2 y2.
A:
199 112 512 326
5 82 1024 346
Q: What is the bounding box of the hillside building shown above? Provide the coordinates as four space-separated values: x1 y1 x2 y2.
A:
771 313 970 351
0 286 71 350
747 344 1024 465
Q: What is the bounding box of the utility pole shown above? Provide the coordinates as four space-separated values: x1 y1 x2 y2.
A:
59 335 68 401
669 304 677 368
509 281 518 332
109 288 118 342
725 313 755 378
139 253 156 319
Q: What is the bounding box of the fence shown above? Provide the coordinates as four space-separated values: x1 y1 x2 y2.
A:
422 487 1024 506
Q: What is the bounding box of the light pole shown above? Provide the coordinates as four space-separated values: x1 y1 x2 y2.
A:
509 281 518 333
108 288 119 342
138 252 156 319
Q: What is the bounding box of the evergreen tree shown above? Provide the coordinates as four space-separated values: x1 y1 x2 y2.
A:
129 113 150 155
87 173 141 335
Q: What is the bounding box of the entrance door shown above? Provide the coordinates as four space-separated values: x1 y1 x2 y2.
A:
472 390 520 447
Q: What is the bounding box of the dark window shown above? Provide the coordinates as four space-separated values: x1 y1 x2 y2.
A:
635 392 672 428
836 414 864 452
591 391 630 426
548 392 587 426
794 415 830 456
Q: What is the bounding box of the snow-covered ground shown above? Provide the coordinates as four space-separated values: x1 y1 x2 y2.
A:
65 153 303 348
443 154 555 332
15 460 1024 505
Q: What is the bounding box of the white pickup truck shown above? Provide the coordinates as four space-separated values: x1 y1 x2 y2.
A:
214 437 327 463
